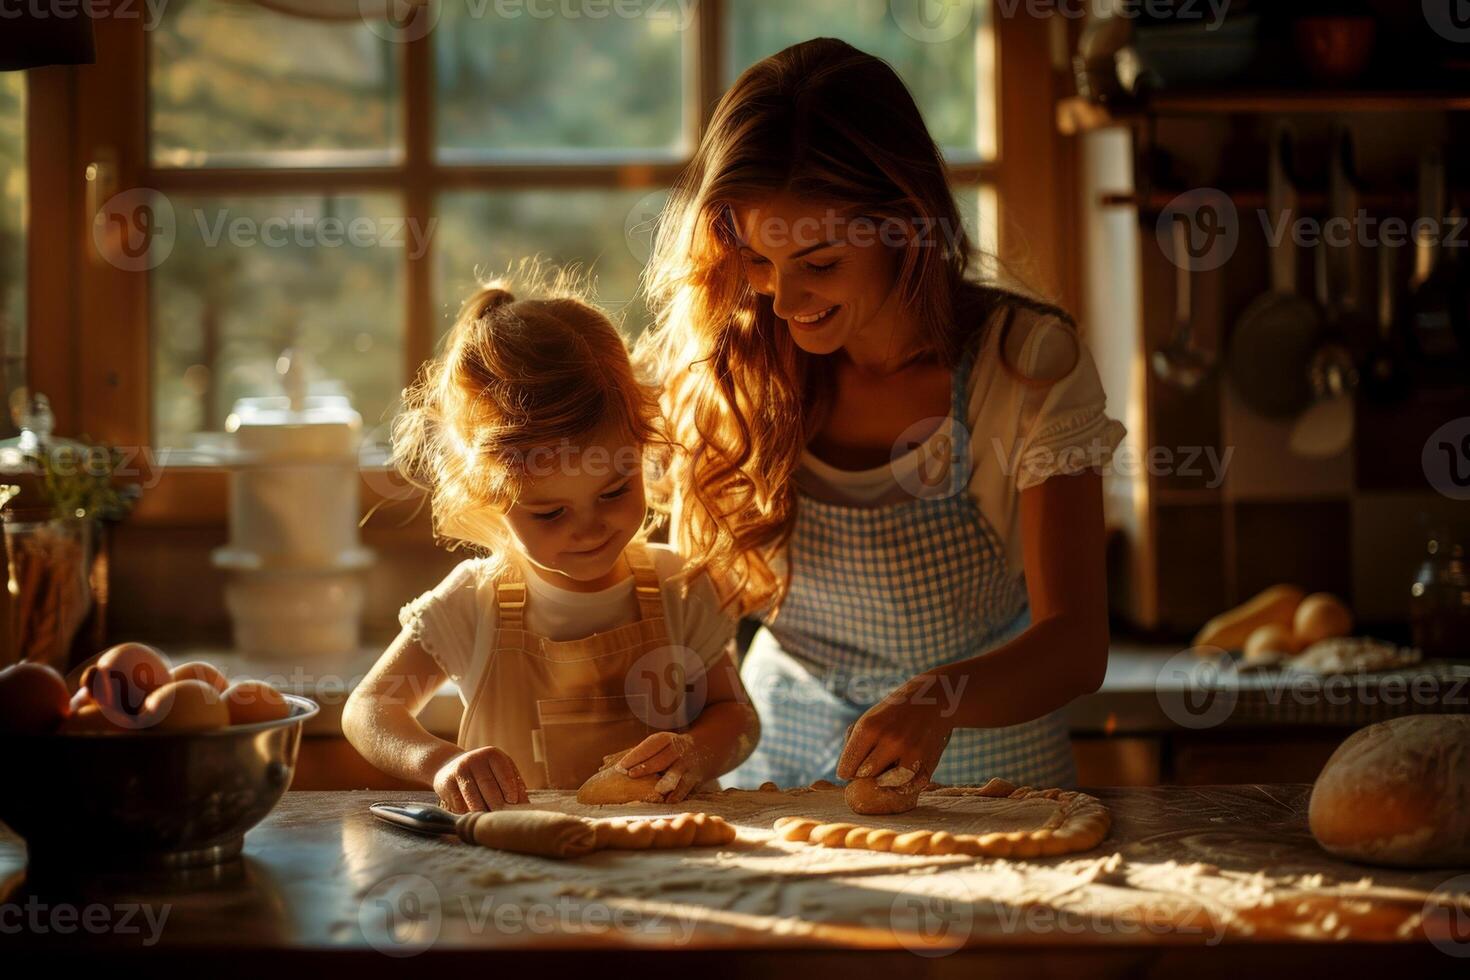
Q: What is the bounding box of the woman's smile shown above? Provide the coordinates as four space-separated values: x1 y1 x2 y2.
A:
789 304 841 328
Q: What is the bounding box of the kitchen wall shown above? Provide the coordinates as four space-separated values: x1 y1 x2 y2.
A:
1080 106 1470 637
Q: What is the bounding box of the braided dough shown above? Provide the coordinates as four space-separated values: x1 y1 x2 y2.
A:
775 778 1111 859
593 811 738 850
455 808 736 859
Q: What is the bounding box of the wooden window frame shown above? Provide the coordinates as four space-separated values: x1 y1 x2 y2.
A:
23 2 1070 527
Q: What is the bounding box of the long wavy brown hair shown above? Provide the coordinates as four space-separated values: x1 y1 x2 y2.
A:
393 266 668 579
636 37 1071 619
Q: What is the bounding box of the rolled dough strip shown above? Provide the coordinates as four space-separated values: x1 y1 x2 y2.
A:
594 819 657 850
592 812 737 850
774 783 1112 858
456 809 598 859
690 812 738 846
652 816 700 848
810 822 859 847
775 816 819 842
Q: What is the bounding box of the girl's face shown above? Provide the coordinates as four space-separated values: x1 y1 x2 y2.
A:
733 193 906 358
503 427 647 592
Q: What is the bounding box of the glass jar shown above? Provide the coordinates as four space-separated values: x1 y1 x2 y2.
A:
1409 527 1470 662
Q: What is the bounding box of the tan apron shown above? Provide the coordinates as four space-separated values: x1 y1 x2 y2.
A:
456 539 698 790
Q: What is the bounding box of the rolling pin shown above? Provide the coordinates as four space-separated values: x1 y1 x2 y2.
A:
369 802 737 859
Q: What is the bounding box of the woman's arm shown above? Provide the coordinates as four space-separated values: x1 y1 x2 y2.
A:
837 470 1110 779
343 628 526 809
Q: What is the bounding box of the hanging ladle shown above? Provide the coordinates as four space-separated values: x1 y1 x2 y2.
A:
1151 212 1215 389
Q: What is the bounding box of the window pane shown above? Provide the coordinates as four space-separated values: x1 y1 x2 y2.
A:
726 0 995 160
0 73 23 415
954 182 1000 278
435 188 666 337
150 0 401 167
152 195 405 448
435 4 686 160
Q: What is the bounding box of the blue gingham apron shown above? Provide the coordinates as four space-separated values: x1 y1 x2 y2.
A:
726 326 1077 790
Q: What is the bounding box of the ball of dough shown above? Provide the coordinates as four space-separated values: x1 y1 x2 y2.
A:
1293 593 1353 647
1309 715 1470 868
576 765 664 805
845 772 924 815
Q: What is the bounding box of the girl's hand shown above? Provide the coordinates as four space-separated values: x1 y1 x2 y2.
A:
434 746 527 812
836 675 955 784
613 731 701 803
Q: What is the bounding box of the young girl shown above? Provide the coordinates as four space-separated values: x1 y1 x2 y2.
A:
344 275 759 812
637 38 1125 790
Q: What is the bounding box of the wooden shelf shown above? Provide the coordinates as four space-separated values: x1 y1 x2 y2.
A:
1058 91 1470 134
1097 189 1453 213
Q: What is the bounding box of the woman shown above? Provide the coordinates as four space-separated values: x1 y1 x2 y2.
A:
637 38 1124 790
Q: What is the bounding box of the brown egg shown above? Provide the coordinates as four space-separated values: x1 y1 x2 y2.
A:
88 642 173 727
69 684 95 713
0 662 70 735
171 660 229 693
58 701 128 735
140 679 229 733
1294 593 1354 647
223 679 290 725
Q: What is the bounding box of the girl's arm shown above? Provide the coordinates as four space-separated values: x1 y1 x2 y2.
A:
616 644 761 801
838 470 1110 779
343 628 526 809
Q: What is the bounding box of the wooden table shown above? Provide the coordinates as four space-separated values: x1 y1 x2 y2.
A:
2 785 1466 976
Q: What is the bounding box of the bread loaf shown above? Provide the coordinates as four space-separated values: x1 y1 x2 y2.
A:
1309 715 1470 868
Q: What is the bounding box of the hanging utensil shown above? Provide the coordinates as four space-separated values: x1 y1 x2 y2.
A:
1151 213 1214 390
1228 122 1323 419
1362 240 1408 404
1291 126 1362 459
1290 244 1358 458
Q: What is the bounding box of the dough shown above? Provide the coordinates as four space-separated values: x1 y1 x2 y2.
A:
593 812 737 850
576 765 665 805
776 778 1112 859
1309 714 1470 868
845 767 925 815
456 809 737 858
456 809 599 859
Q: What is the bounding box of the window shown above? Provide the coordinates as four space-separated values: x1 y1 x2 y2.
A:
40 0 1060 519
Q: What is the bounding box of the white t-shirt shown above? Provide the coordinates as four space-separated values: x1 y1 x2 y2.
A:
766 301 1127 581
398 542 738 705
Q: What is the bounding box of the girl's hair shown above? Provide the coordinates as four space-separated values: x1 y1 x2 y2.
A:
393 266 667 577
635 37 1073 618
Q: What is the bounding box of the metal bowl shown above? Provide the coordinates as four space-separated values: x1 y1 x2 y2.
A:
1 695 318 870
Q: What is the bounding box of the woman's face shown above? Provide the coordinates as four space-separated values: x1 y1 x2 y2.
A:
733 193 905 358
502 426 646 591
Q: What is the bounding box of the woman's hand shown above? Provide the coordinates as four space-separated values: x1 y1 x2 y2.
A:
433 746 527 812
836 674 955 784
613 731 702 803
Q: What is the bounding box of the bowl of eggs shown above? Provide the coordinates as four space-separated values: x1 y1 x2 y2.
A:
0 642 318 870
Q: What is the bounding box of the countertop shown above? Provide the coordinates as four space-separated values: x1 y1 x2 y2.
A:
187 643 1470 739
2 786 1466 972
